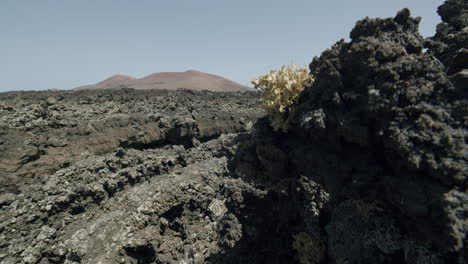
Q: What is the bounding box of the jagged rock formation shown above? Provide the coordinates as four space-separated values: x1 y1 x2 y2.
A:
229 2 466 264
0 1 466 264
427 0 467 75
230 3 466 264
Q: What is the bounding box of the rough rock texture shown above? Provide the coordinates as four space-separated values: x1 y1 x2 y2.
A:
230 4 467 264
228 3 466 264
0 89 260 194
0 89 271 263
0 89 273 264
1 1 467 264
1 135 251 263
0 86 327 264
427 0 468 75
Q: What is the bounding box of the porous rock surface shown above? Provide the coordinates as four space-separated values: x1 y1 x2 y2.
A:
0 89 260 194
0 89 270 263
234 2 466 263
1 1 467 264
231 2 466 264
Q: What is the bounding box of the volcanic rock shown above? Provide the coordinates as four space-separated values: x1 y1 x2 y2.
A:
0 1 466 264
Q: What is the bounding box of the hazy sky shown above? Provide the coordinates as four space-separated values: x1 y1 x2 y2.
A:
1 0 443 92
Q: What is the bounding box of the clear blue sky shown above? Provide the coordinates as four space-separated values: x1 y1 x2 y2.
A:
0 0 443 92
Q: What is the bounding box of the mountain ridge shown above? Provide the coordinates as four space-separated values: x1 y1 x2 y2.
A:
74 70 252 92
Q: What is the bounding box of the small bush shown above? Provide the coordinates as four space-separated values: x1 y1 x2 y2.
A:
252 64 312 132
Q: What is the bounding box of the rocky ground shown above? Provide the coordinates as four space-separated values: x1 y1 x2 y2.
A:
0 89 266 263
0 89 261 194
0 0 466 263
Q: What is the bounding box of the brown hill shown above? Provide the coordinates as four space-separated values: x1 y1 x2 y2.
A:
74 70 251 92
75 74 136 90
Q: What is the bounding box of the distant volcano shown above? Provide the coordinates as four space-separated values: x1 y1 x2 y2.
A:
74 70 251 92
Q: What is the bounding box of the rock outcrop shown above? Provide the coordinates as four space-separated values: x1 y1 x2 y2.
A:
231 3 466 264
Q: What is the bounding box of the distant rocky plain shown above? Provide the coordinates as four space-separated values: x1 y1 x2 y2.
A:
0 1 466 263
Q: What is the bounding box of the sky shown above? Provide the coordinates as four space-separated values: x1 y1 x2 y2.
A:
0 0 443 92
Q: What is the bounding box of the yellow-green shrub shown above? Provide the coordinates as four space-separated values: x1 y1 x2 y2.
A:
252 64 312 132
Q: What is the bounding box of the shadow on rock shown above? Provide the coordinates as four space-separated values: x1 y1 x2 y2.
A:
209 3 466 264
